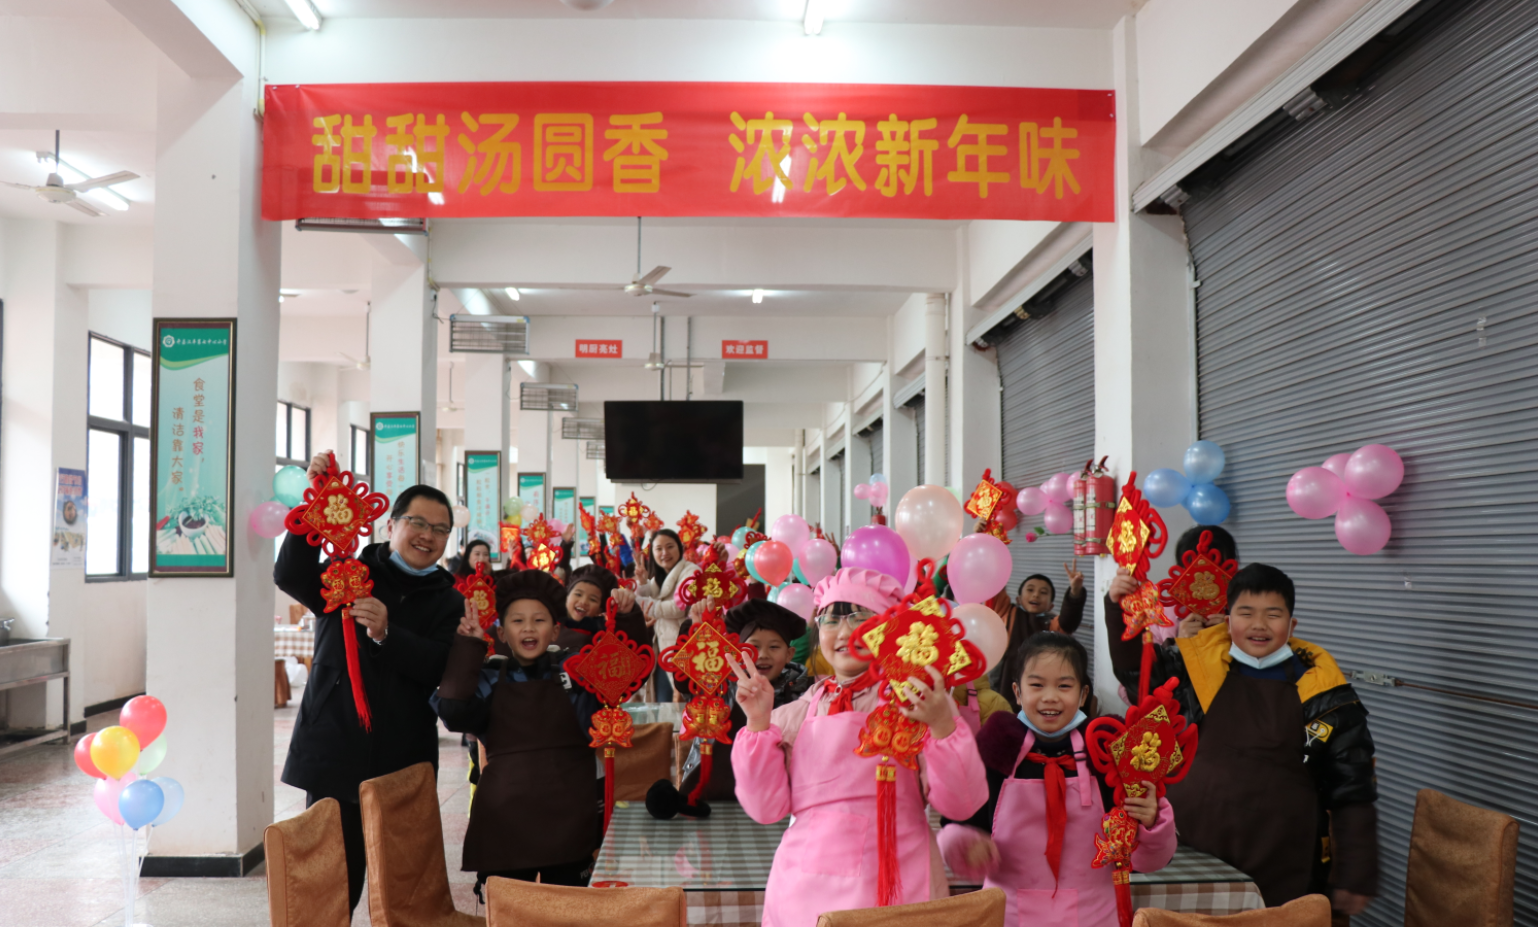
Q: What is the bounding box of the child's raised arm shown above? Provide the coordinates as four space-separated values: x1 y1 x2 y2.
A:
728 651 794 823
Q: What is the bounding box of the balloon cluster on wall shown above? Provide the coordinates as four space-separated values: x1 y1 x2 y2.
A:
1141 440 1231 525
741 515 837 621
1014 472 1077 540
248 466 311 538
852 472 890 510
1286 444 1403 555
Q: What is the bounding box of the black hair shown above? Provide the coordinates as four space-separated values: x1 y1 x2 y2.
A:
454 539 492 577
1017 573 1056 601
1015 631 1090 690
725 599 806 646
492 569 568 626
390 484 453 522
566 563 618 600
1228 563 1295 614
1175 524 1239 565
647 529 684 585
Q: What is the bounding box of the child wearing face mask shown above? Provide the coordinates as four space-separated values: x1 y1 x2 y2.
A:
940 632 1173 927
729 569 988 927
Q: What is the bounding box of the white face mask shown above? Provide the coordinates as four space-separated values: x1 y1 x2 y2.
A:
1228 642 1295 670
1017 709 1088 741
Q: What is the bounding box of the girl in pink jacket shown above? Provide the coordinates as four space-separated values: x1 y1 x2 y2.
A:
730 568 989 927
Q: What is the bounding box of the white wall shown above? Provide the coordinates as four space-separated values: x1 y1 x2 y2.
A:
745 445 795 532
610 482 718 538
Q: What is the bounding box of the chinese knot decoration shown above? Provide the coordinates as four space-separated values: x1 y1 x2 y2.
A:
675 548 747 610
642 510 664 535
965 468 1008 524
523 513 556 548
579 501 599 555
659 605 756 805
617 493 650 526
852 560 987 907
1086 678 1199 927
454 562 498 655
564 599 656 832
676 511 706 549
597 511 620 537
527 543 564 574
1107 471 1171 701
1158 529 1238 619
319 558 376 731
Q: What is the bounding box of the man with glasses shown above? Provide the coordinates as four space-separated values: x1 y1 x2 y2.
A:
275 451 465 913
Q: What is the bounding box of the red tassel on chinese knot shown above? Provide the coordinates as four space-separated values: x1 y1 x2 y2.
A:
687 745 714 806
875 760 901 907
340 608 372 731
1114 868 1133 927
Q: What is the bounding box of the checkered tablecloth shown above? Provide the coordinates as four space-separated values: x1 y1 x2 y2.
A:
595 803 1263 926
274 626 315 661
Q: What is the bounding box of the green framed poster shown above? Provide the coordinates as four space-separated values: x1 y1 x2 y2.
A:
465 451 502 559
369 412 420 528
150 319 235 577
553 487 576 534
517 472 545 514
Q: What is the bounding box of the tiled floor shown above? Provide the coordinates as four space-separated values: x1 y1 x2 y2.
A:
0 692 481 927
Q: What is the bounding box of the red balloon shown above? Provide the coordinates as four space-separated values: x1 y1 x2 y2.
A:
120 696 167 747
74 733 105 779
754 539 794 587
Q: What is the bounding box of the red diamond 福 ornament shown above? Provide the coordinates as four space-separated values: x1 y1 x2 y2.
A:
565 599 656 832
676 511 706 549
1119 582 1170 642
964 468 1007 524
283 452 390 559
676 548 747 610
319 558 376 731
659 605 755 804
454 562 498 655
524 514 555 548
527 542 563 574
1158 529 1239 619
642 510 664 534
1106 472 1168 583
597 511 620 537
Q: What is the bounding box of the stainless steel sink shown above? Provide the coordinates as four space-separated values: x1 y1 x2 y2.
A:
0 638 70 757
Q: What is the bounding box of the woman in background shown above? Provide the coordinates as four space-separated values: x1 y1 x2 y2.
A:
453 538 494 578
634 528 698 701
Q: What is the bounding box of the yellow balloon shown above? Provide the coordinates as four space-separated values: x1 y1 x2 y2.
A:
89 725 140 779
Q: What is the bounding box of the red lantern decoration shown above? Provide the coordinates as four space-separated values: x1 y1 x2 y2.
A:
658 605 755 804
564 599 656 832
1075 456 1117 557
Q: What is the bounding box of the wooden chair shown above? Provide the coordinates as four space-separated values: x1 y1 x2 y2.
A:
611 722 674 801
815 888 1005 927
359 762 484 927
485 878 685 927
263 798 350 927
1404 789 1518 927
1132 894 1331 926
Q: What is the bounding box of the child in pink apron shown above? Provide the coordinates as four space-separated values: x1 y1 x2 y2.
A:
939 632 1176 927
731 568 989 927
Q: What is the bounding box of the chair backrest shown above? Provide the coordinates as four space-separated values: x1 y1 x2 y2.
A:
611 722 674 801
263 798 351 927
1131 894 1330 927
815 888 1006 927
1405 788 1519 927
359 762 483 927
485 878 686 927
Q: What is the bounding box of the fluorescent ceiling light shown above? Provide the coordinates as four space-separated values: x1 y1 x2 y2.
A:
504 287 521 301
284 0 322 31
751 289 765 304
803 0 824 35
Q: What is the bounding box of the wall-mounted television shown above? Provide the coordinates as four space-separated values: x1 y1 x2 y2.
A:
604 401 744 482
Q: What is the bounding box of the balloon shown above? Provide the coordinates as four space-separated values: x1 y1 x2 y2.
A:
1015 487 1048 517
1335 497 1392 555
731 527 749 547
722 542 740 561
119 779 165 830
870 473 887 484
893 485 966 564
90 726 140 780
1053 473 1079 504
548 519 566 535
1142 469 1192 508
272 466 308 508
1042 499 1073 535
1287 467 1347 519
946 486 966 504
1344 444 1404 500
1184 440 1227 484
1039 475 1063 505
503 497 523 518
248 501 289 539
853 483 871 500
94 771 135 824
1322 453 1351 478
135 734 168 775
841 525 911 584
74 733 105 779
451 505 470 527
797 539 838 586
769 515 812 558
994 505 1019 532
150 777 184 827
777 583 816 622
947 534 1013 604
744 541 766 583
754 539 795 586
767 584 780 603
121 694 167 747
1185 483 1231 525
869 483 889 508
954 603 1008 673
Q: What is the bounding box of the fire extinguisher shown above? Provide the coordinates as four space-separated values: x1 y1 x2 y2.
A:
1077 457 1116 556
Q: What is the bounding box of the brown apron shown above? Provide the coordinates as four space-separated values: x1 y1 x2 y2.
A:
463 668 598 873
1166 671 1318 907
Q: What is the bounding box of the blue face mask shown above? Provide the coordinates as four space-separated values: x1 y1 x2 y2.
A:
389 550 439 577
1017 709 1088 741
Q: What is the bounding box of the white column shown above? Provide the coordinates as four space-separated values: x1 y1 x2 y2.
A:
464 352 510 490
848 422 872 531
950 293 1003 494
368 236 438 487
923 293 948 487
1091 17 1198 712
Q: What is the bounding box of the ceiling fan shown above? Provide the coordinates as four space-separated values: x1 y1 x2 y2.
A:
1 131 137 218
615 217 691 298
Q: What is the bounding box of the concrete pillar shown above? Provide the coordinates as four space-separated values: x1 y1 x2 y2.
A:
923 293 948 487
464 353 511 488
368 234 438 491
849 420 872 531
950 295 1003 496
1091 17 1198 713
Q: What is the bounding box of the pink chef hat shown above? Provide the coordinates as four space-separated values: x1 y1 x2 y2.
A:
812 567 904 616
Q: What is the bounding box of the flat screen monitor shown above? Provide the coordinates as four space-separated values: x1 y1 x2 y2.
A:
604 401 744 482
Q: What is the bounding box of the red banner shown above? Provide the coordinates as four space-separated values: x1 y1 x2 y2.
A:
576 339 623 358
722 340 768 359
262 82 1114 222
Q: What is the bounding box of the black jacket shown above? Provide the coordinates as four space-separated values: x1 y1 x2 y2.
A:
277 535 463 798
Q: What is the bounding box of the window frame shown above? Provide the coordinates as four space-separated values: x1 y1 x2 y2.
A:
86 333 151 582
276 399 311 469
350 424 371 479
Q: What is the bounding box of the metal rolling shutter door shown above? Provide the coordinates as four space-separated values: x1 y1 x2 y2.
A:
868 421 884 480
996 270 1097 677
912 398 926 486
1182 1 1538 922
829 450 845 540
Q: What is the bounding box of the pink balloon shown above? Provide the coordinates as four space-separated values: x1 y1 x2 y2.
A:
953 603 1008 673
548 519 566 535
249 501 289 539
1062 474 1082 503
769 515 812 558
853 483 871 500
1344 444 1404 500
796 538 838 586
893 485 965 564
723 543 740 561
777 583 816 622
1322 453 1351 478
754 539 795 586
1042 499 1073 535
1286 467 1347 520
1335 497 1392 555
1015 487 1048 517
947 534 1013 605
1039 475 1063 505
869 483 889 508
94 771 136 824
1051 473 1078 505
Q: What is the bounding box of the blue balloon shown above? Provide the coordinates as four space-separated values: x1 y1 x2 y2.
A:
150 777 184 827
870 472 887 484
1184 441 1226 485
744 541 765 583
272 466 308 508
1184 483 1231 525
731 527 749 547
119 779 165 830
1142 468 1191 508
767 584 780 603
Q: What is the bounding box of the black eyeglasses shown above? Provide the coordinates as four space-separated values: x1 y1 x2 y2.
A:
395 515 453 537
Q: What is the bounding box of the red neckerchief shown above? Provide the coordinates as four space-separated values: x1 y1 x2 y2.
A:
822 669 879 715
1026 751 1077 884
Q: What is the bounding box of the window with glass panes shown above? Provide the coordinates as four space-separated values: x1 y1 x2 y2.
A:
276 401 310 469
87 335 151 578
351 425 370 478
